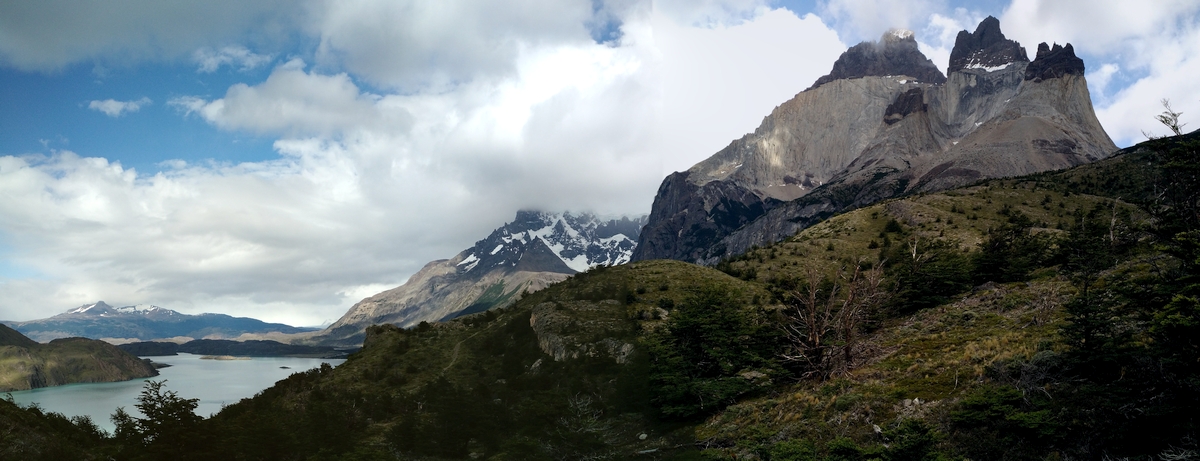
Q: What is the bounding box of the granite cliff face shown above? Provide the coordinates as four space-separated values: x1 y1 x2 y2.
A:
316 211 646 346
633 17 1116 264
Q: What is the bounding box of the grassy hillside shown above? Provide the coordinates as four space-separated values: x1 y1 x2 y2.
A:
2 133 1197 460
0 324 158 392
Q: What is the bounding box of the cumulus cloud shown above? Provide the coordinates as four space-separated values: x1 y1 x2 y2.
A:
193 45 274 73
309 0 599 91
87 97 152 117
649 7 846 173
0 1 854 324
169 59 404 137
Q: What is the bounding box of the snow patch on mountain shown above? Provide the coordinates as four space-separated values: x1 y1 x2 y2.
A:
457 210 647 275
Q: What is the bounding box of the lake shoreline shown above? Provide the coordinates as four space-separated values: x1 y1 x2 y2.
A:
6 353 345 433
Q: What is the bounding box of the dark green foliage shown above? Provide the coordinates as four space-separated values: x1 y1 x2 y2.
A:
883 238 973 315
973 211 1053 284
768 439 818 461
947 384 1058 459
0 397 110 460
647 288 781 419
110 380 206 460
884 219 904 234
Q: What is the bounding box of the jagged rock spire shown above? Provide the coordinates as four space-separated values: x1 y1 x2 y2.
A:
1025 42 1085 81
948 16 1028 73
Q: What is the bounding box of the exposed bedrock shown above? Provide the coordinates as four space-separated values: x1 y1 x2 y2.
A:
634 16 1117 265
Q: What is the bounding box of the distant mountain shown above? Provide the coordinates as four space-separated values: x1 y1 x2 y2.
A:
9 301 317 343
634 16 1116 264
0 323 157 392
313 210 647 347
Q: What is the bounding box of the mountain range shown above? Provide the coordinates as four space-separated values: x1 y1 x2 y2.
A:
9 16 1200 461
7 301 317 343
311 210 647 346
634 16 1115 264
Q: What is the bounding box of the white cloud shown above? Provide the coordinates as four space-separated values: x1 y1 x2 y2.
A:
309 0 599 91
1001 0 1200 146
819 0 947 43
0 2 853 325
649 7 846 174
87 97 152 117
170 59 403 137
193 45 274 73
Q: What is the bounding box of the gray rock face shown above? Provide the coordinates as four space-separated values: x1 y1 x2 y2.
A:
810 29 946 90
317 211 647 347
634 17 1117 264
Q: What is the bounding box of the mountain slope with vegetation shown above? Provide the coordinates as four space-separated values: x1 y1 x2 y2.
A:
1 132 1196 460
0 323 158 392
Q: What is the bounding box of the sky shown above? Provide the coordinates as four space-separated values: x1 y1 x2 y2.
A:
1 0 1197 326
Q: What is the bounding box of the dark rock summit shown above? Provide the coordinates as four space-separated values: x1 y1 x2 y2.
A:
632 172 777 263
948 15 1029 73
809 29 946 90
634 17 1116 264
1025 42 1085 81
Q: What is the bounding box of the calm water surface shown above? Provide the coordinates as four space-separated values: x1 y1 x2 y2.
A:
6 353 345 433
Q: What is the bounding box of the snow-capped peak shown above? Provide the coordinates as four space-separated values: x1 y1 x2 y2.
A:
888 29 914 40
455 210 648 274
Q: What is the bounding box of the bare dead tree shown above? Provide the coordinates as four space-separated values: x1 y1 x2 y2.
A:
834 261 887 372
780 261 888 379
780 266 840 376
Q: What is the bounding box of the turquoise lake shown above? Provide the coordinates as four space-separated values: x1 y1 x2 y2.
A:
5 353 345 433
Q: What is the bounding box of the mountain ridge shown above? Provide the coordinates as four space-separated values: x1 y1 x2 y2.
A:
0 323 158 392
310 210 647 347
9 301 316 343
633 16 1116 264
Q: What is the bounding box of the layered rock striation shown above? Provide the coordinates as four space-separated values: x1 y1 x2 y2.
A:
633 17 1116 264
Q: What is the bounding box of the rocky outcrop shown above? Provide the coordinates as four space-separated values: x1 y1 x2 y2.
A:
885 88 928 124
632 172 776 263
314 211 646 347
635 17 1117 264
810 29 946 90
948 16 1028 73
529 301 634 364
1025 43 1085 81
0 324 158 392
